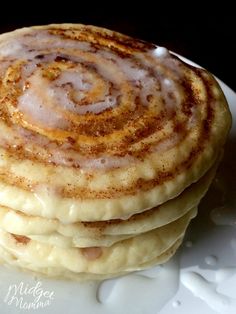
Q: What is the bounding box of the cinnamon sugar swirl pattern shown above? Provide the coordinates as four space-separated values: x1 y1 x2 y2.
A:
0 24 231 280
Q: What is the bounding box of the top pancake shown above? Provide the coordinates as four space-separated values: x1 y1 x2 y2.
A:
0 24 232 222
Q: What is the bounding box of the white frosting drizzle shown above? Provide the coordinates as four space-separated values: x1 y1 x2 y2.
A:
55 71 92 92
18 72 68 129
181 271 231 312
0 28 188 170
0 30 184 129
211 206 236 227
153 47 170 58
0 39 23 57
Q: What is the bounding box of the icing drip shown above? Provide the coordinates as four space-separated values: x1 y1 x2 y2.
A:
0 26 213 174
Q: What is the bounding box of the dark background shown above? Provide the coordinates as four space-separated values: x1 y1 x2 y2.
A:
0 4 235 90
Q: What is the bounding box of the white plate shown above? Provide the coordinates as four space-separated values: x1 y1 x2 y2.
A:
0 56 236 314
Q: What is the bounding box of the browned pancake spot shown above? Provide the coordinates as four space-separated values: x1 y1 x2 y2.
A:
11 234 30 245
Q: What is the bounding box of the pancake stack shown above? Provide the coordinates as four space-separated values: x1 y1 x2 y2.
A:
0 24 231 280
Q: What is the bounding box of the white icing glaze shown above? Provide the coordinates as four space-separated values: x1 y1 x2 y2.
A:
47 147 137 170
163 78 172 86
0 26 236 314
0 28 191 174
180 267 236 314
205 255 218 266
0 256 180 314
181 272 231 312
0 25 232 302
211 206 236 228
215 267 236 284
18 71 69 129
78 155 136 170
0 39 23 57
55 71 91 92
185 240 193 248
19 63 120 118
152 133 183 154
160 76 181 110
97 256 180 313
153 47 170 58
115 57 148 81
0 30 186 132
172 300 181 307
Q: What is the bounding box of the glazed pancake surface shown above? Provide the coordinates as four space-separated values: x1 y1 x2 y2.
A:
0 24 231 222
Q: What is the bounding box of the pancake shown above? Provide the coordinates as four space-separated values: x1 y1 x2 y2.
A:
0 237 183 281
0 159 217 248
0 24 231 223
26 207 197 248
0 24 232 280
0 208 195 275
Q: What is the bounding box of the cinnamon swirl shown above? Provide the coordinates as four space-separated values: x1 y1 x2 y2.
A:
0 24 231 280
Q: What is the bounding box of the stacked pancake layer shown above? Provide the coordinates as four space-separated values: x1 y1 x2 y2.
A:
0 24 231 280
